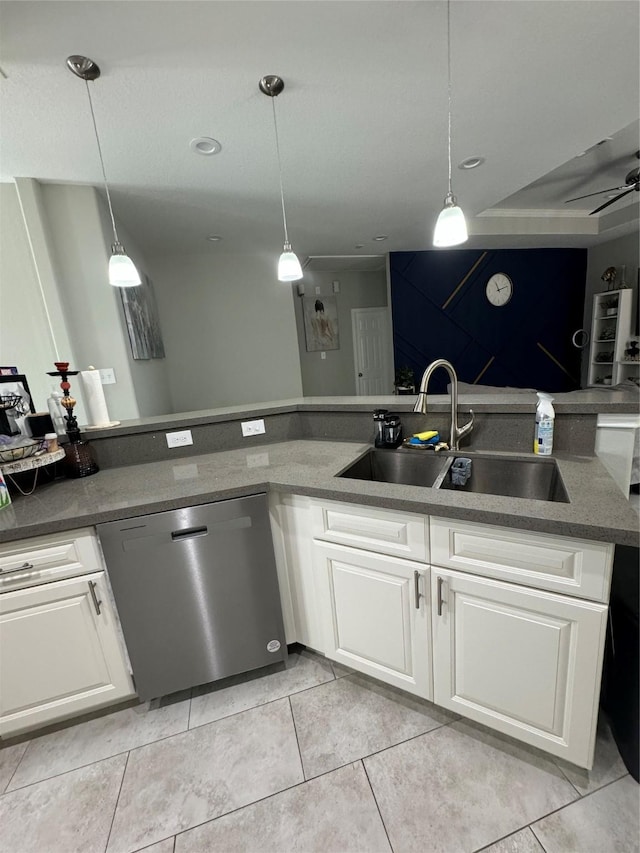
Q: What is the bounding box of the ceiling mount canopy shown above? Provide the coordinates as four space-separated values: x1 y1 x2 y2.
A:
67 54 141 287
259 74 303 282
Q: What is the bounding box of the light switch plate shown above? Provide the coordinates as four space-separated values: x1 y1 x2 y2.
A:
166 430 193 448
241 419 266 437
99 367 116 385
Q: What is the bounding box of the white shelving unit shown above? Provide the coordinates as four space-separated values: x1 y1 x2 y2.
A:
588 289 636 387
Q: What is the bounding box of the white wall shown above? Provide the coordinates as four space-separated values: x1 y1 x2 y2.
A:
148 252 303 411
582 230 640 386
0 183 56 413
294 269 389 396
94 202 172 417
39 184 142 421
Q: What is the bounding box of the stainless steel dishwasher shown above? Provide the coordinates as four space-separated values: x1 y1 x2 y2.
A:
97 494 286 700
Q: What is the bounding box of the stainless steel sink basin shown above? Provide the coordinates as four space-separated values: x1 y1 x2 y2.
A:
338 449 569 503
438 454 569 503
337 448 448 488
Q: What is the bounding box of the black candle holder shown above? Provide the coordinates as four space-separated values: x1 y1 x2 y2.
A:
47 362 99 478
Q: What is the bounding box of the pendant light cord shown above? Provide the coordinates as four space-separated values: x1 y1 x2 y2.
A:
446 0 453 197
271 96 290 245
84 79 120 243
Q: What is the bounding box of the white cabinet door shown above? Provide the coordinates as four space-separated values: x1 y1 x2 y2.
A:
314 541 431 699
432 568 607 768
0 572 134 736
270 493 324 650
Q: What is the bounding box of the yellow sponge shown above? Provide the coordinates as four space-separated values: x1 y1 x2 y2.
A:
412 430 438 441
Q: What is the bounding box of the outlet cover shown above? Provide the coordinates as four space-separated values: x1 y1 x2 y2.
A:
166 430 193 448
241 419 266 437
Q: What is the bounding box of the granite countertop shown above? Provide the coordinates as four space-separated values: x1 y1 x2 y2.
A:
1 440 638 547
81 389 640 439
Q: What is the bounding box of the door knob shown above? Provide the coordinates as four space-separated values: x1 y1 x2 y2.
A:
358 372 363 377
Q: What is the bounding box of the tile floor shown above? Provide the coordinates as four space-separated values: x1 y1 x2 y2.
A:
0 648 638 853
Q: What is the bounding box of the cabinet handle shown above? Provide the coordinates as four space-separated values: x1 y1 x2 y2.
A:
437 576 444 616
88 580 102 616
414 570 421 609
1 561 35 575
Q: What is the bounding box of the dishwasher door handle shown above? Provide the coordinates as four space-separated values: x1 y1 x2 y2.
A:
171 526 208 541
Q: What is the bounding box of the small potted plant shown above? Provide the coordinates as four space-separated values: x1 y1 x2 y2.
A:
394 366 415 395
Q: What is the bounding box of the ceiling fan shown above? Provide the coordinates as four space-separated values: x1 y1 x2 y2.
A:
565 150 639 215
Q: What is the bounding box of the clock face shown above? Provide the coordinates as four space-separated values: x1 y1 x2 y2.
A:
486 273 513 307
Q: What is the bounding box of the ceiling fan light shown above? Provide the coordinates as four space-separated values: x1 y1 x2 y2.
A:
433 193 468 247
278 244 303 282
109 242 142 287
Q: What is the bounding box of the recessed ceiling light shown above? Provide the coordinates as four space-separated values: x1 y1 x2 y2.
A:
458 156 485 170
207 235 222 242
373 235 388 242
190 137 222 156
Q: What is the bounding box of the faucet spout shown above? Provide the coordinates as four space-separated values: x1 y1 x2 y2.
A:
413 358 473 450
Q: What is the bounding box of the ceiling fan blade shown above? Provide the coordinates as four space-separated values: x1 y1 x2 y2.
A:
589 188 635 215
565 185 627 203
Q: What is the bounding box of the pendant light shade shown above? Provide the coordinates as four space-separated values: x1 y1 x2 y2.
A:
278 243 304 281
67 55 141 287
259 75 303 282
433 192 468 247
433 2 468 248
109 242 142 287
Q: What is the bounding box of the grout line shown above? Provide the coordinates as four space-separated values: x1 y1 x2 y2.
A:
552 758 583 798
2 740 31 794
529 824 549 853
172 834 177 853
473 825 545 853
186 688 193 731
362 759 395 852
287 696 306 781
103 751 130 853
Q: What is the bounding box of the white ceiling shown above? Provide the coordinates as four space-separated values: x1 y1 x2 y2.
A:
1 0 639 258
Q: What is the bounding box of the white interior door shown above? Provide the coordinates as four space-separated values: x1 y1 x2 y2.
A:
351 307 393 395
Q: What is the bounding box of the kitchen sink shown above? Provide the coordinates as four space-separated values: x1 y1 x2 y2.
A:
337 448 449 488
438 454 569 503
338 448 569 503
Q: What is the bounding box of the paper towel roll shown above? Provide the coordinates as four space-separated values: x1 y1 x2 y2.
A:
80 368 111 427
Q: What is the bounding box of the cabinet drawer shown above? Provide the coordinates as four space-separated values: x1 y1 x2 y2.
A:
311 499 428 562
430 517 613 602
0 529 103 591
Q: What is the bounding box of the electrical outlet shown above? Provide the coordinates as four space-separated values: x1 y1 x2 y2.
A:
246 451 270 468
320 351 326 359
99 367 116 385
241 419 266 437
166 430 193 448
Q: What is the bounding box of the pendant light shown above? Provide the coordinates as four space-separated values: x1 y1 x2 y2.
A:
67 55 142 287
433 2 468 248
259 75 303 282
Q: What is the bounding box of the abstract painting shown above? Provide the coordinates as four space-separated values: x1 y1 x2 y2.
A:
120 275 165 360
302 296 340 352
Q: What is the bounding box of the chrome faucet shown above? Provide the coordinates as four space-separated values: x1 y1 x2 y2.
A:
413 359 474 450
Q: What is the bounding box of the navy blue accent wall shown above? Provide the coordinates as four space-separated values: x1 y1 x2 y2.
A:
391 248 587 394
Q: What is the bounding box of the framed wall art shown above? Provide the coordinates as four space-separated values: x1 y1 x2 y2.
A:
302 296 340 352
120 275 166 360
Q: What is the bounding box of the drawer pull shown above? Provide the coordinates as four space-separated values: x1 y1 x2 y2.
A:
437 576 445 616
88 580 102 616
414 570 421 609
1 561 35 575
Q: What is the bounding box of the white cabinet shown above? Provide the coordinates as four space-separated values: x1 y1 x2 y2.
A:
269 493 324 650
588 288 635 387
431 567 607 767
0 571 134 736
313 541 431 699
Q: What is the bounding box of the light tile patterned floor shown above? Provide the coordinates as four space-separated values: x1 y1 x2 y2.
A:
0 647 637 853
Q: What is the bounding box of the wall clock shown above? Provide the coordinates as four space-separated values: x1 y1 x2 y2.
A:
486 273 513 307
